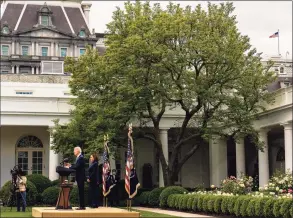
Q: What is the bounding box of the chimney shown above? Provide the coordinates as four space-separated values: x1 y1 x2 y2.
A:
81 1 92 26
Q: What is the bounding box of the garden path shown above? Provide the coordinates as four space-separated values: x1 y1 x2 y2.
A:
133 207 219 217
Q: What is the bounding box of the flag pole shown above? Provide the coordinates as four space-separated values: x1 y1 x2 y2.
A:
278 29 280 56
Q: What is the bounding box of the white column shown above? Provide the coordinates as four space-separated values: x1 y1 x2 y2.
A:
51 42 54 56
36 66 39 74
16 41 20 55
31 41 35 56
209 136 227 187
93 44 96 50
258 128 270 187
31 66 35 74
36 42 39 56
282 122 292 172
74 44 78 57
11 65 15 74
236 138 245 178
16 65 19 74
49 130 59 181
12 41 15 54
55 43 58 56
159 128 169 187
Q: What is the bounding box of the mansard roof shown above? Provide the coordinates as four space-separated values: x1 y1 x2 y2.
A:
0 2 90 36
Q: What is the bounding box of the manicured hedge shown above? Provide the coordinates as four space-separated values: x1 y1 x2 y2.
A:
148 187 165 207
165 194 293 218
26 174 51 193
42 186 60 205
136 191 151 206
159 186 187 208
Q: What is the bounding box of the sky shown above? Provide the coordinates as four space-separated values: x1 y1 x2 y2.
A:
89 1 292 59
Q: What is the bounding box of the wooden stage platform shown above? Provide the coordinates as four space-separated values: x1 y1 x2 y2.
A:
32 207 140 217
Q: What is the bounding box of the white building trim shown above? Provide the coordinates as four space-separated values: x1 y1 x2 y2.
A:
61 5 75 34
14 3 27 31
79 6 90 30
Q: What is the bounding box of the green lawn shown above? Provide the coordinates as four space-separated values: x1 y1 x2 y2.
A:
0 207 177 217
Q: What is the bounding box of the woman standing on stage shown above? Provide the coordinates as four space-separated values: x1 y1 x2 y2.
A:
87 153 99 208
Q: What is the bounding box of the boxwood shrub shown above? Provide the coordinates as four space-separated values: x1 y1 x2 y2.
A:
148 187 165 207
233 196 249 216
280 199 293 218
159 186 187 208
136 191 151 206
51 179 60 187
42 186 60 205
162 192 292 217
26 174 51 193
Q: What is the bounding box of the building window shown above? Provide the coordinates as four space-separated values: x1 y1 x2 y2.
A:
41 47 48 56
15 91 33 95
1 70 9 74
79 48 86 56
2 26 9 34
60 48 67 57
280 66 284 74
79 30 85 37
41 15 49 26
22 46 29 56
1 45 9 56
284 82 290 87
41 61 64 74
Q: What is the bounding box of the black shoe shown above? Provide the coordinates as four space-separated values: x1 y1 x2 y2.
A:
76 207 86 210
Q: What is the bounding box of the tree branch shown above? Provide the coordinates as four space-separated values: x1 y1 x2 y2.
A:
176 143 200 171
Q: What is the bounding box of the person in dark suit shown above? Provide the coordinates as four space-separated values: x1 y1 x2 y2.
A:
87 153 99 208
66 147 86 210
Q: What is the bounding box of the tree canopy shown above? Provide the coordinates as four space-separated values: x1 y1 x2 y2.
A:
50 1 275 185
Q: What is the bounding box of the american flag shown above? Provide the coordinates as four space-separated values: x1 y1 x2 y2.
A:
125 138 133 197
102 145 110 196
269 31 279 38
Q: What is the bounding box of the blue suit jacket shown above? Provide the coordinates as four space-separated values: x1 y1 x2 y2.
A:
88 161 99 184
70 155 85 184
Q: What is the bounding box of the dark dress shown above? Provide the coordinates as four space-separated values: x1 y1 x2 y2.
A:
87 161 99 208
70 155 86 208
129 168 140 199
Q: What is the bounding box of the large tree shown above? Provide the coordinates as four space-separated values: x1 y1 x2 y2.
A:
51 1 275 185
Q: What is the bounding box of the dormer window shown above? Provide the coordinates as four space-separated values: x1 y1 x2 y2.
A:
41 16 49 26
78 26 87 38
79 30 85 37
1 21 10 34
37 2 53 27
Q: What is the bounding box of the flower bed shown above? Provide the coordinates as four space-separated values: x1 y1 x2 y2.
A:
259 170 292 197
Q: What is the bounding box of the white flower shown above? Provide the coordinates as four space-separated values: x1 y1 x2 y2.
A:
276 187 279 191
211 185 215 189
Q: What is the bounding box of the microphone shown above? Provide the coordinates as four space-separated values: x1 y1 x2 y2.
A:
60 158 69 165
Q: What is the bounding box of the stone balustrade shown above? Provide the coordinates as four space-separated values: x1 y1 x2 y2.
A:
1 74 70 84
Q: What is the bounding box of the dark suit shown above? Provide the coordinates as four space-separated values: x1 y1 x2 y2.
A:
70 154 85 208
88 161 99 207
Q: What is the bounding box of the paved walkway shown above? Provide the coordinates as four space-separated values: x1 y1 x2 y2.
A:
133 207 215 217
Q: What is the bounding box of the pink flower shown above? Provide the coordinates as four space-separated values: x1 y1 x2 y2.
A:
288 189 293 194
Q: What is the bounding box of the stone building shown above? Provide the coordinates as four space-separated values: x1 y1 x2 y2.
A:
0 0 292 189
0 0 97 75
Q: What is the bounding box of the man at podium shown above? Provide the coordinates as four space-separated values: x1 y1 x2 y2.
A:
65 147 86 210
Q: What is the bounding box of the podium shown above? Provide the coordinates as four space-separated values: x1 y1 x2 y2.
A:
55 166 75 210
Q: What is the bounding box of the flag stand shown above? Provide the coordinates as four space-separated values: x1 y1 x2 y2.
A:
103 197 108 207
126 198 132 211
